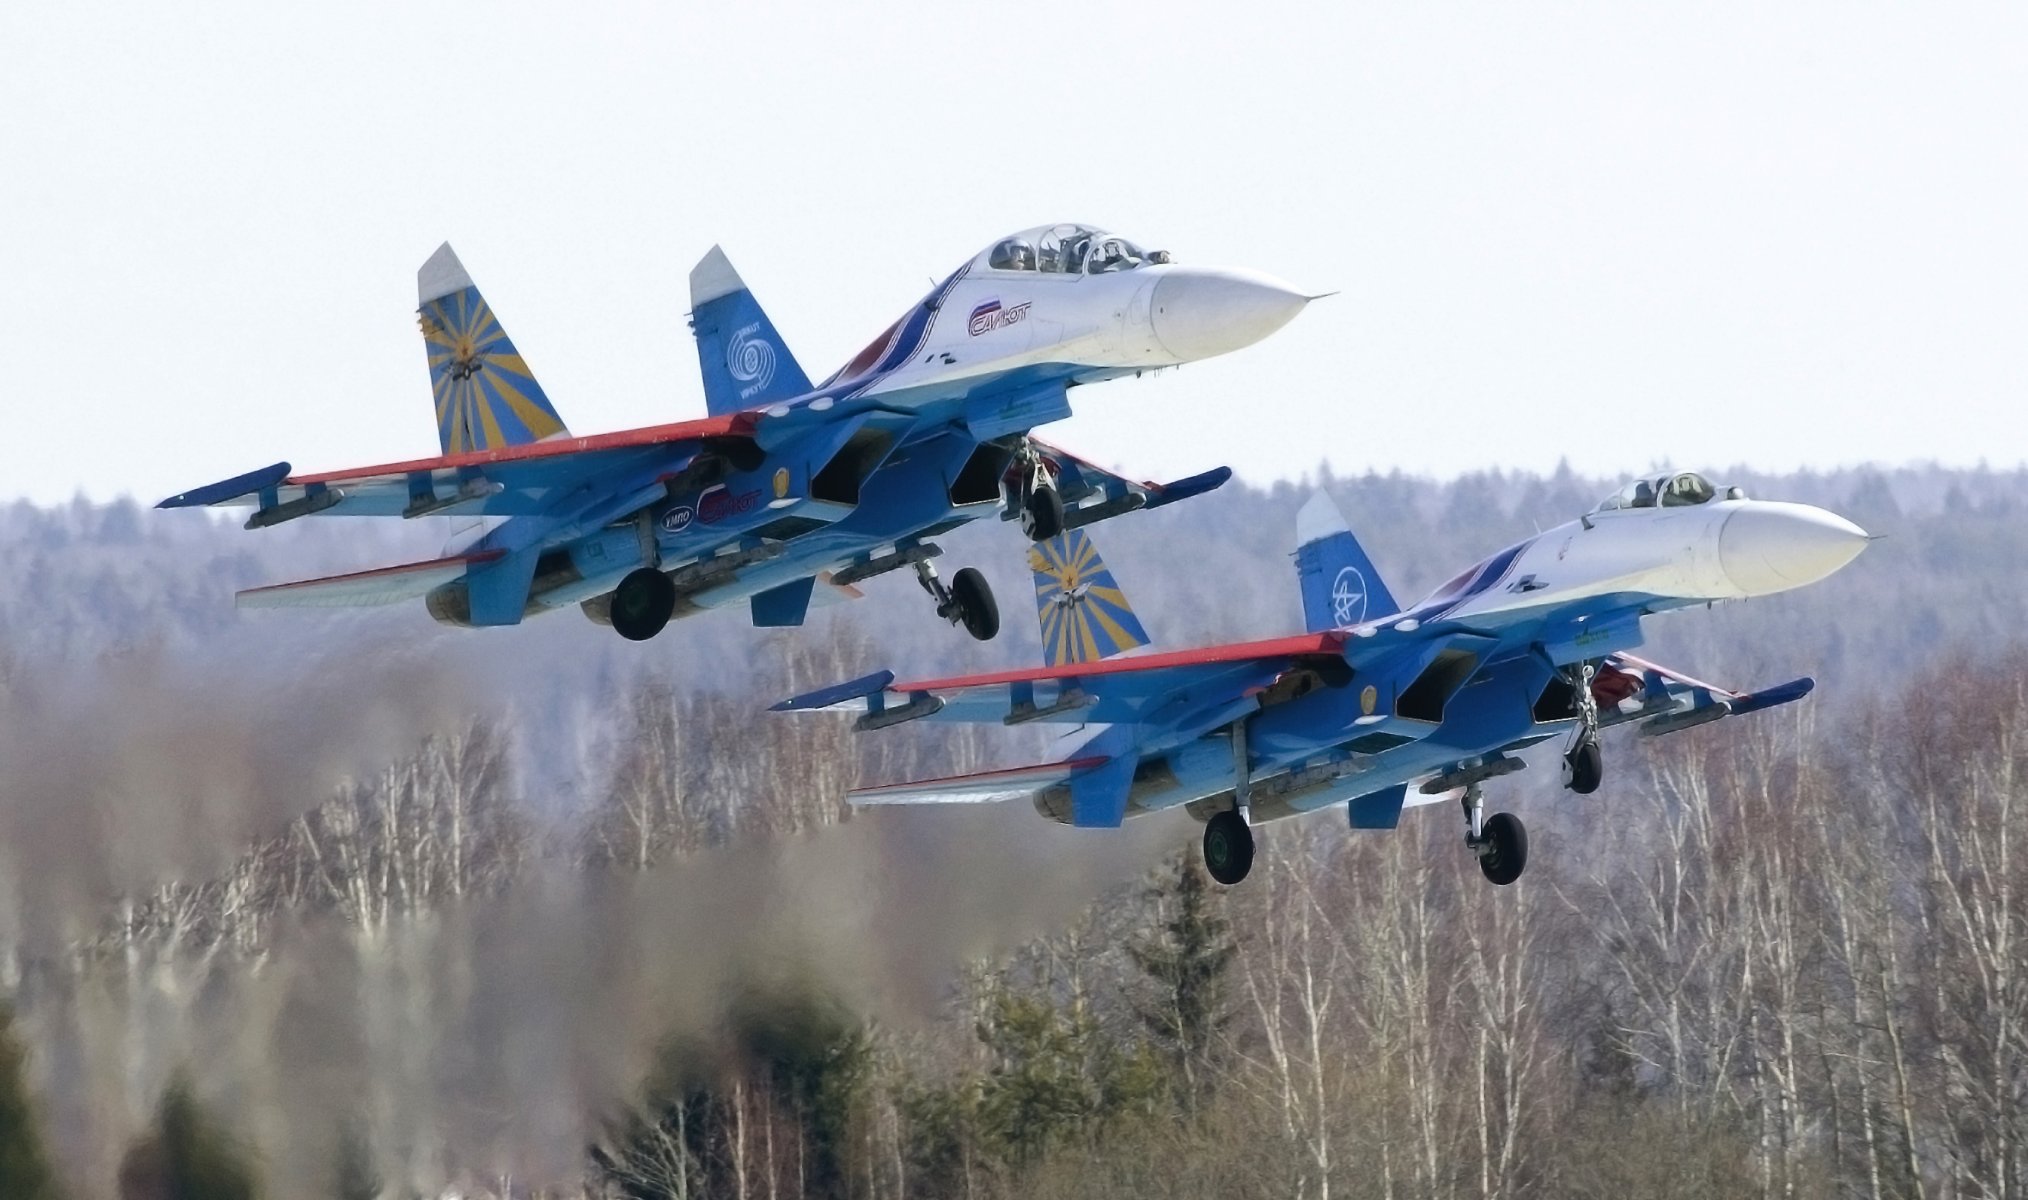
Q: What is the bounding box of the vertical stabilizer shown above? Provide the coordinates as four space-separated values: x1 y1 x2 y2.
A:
1029 528 1150 666
690 246 814 414
418 243 570 455
1295 491 1400 631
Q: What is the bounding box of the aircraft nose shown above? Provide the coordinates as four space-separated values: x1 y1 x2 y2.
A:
1718 502 1870 596
1149 267 1310 361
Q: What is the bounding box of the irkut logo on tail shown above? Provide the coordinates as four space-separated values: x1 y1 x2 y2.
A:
726 323 777 399
968 298 1031 337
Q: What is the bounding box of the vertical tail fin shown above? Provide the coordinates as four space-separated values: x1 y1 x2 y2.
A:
1295 491 1400 631
689 246 814 415
1028 528 1150 667
418 243 570 455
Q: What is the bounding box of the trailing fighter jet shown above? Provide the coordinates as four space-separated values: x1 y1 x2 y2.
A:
159 225 1310 642
773 472 1870 886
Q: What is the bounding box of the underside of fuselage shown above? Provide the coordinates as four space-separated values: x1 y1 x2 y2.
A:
1031 646 1587 829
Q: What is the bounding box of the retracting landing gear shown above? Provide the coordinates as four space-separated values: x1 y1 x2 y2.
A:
916 559 999 641
1010 443 1065 542
1562 661 1605 795
1462 783 1528 886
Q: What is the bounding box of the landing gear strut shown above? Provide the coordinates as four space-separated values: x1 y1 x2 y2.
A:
611 567 677 641
1462 784 1528 886
1010 444 1065 542
916 559 999 641
1562 661 1604 795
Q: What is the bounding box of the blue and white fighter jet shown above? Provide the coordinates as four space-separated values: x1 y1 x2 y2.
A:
774 472 1871 886
160 225 1310 642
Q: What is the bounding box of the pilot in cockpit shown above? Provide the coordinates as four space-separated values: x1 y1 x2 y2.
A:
989 239 1037 271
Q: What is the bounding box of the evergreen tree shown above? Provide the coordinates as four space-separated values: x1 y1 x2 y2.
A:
332 1120 379 1200
1127 852 1237 1111
0 1003 60 1200
118 1074 259 1200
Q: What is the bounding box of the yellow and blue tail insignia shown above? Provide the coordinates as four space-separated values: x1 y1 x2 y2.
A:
1029 528 1150 667
418 243 570 455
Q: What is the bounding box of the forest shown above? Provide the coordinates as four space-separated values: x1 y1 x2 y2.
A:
0 460 2023 1198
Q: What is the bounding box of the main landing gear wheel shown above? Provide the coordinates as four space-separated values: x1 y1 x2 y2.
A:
611 567 677 642
1203 810 1256 886
1461 783 1527 885
949 568 999 640
917 557 1000 642
1020 485 1065 542
1477 812 1528 886
1562 738 1603 795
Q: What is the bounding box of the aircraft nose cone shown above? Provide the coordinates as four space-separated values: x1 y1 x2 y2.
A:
1719 503 1870 596
1149 267 1310 361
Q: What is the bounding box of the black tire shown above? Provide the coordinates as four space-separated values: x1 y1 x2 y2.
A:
1563 738 1604 795
1479 812 1528 886
950 567 999 641
1203 810 1256 886
611 567 677 642
1021 486 1066 542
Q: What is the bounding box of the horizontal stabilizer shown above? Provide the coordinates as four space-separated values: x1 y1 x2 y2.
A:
1728 677 1815 716
237 551 501 609
850 757 1106 806
1144 466 1232 509
771 670 894 712
159 462 293 509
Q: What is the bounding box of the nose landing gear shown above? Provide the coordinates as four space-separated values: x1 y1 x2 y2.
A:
1009 444 1066 542
1562 661 1605 795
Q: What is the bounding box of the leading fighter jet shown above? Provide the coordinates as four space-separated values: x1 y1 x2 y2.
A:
773 472 1870 885
159 225 1309 642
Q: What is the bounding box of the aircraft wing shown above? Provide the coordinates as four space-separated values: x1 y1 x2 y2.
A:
157 413 757 524
1024 437 1232 530
1599 652 1816 736
773 631 1351 728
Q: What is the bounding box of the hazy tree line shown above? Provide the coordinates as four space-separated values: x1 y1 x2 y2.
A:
0 463 2022 1196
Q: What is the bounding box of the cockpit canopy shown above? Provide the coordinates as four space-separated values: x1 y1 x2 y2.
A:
979 224 1170 275
1593 471 1744 513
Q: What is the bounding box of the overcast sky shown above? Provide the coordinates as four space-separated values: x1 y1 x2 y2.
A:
3 1 2023 506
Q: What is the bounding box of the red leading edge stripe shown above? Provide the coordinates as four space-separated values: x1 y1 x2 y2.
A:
891 632 1347 694
287 413 756 486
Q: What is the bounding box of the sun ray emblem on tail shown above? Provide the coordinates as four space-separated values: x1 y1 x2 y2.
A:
1028 528 1150 667
421 285 567 454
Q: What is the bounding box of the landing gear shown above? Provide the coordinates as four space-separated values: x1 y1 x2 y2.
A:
1461 784 1528 886
1203 809 1255 886
611 567 676 642
1022 486 1066 542
916 559 999 641
1011 444 1065 542
1563 739 1603 795
1562 660 1604 795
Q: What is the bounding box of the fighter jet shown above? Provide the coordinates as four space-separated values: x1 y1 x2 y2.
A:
159 225 1310 642
773 472 1870 886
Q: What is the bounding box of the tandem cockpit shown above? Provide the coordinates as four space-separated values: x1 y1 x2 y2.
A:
980 224 1172 275
1591 471 1746 514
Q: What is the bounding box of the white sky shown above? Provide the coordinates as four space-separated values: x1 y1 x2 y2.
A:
3 1 2023 506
